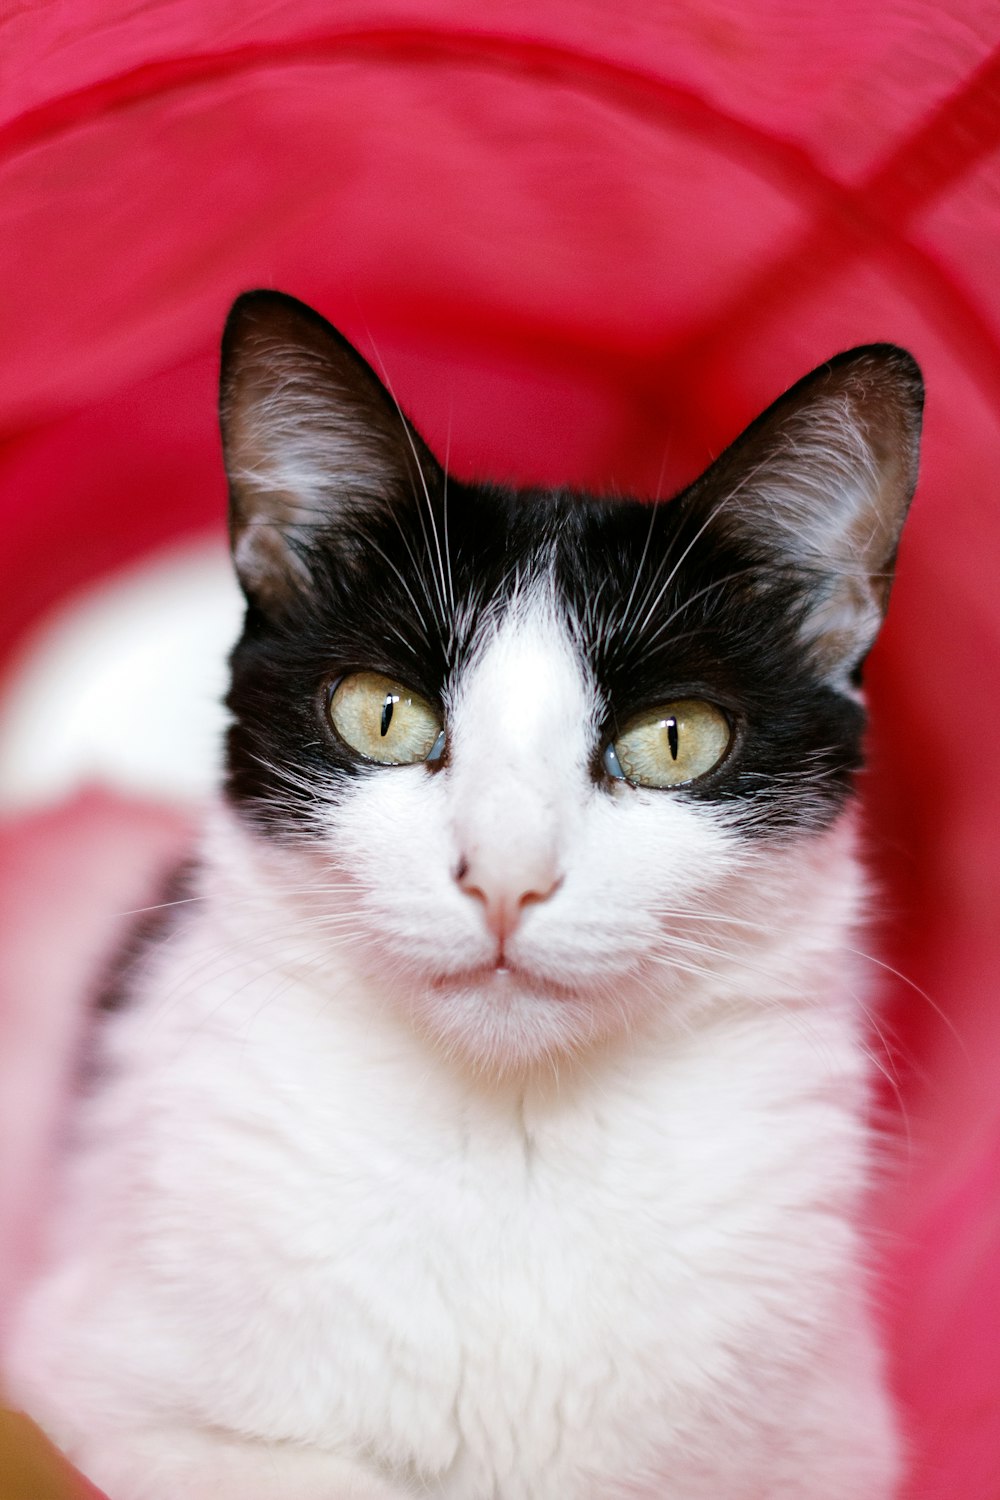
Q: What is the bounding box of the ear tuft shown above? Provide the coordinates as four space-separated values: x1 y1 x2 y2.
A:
219 291 434 610
692 345 923 688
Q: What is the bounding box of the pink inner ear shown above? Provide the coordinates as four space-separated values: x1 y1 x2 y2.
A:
2 5 1000 1496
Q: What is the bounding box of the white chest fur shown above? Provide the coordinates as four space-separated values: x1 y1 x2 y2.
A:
9 859 890 1500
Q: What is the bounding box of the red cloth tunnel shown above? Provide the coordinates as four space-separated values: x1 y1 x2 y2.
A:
2 4 999 1496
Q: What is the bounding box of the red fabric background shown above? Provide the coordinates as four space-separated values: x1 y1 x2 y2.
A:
2 4 999 1496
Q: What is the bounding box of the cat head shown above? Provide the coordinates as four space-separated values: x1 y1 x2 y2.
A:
218 291 922 1073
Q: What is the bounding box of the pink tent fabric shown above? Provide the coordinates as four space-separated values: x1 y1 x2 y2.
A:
2 4 999 1495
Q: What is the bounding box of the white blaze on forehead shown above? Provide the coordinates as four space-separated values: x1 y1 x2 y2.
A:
447 588 595 878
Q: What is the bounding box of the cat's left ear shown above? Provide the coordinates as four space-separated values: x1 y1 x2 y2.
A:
220 290 436 609
692 345 923 688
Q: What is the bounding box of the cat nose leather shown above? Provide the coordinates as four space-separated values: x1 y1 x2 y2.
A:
455 853 562 941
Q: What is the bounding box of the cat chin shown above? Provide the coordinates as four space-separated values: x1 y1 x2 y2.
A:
403 966 620 1074
429 961 581 1003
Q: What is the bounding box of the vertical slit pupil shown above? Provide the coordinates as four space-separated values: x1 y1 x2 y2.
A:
380 695 397 737
667 717 679 760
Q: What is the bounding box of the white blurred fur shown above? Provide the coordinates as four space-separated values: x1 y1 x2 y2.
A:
0 541 241 813
6 588 900 1499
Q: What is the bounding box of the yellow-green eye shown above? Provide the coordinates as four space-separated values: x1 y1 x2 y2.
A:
327 672 444 766
605 699 731 788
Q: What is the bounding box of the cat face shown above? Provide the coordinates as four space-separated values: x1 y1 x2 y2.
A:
218 292 922 1071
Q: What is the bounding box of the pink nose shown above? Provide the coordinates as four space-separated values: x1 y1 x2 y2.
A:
455 855 562 941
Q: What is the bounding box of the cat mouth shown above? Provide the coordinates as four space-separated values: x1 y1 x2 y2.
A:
430 960 580 1003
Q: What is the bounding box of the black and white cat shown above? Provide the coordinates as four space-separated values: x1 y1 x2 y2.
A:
7 292 922 1499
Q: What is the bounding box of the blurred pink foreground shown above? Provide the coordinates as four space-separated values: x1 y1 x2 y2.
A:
2 3 1000 1496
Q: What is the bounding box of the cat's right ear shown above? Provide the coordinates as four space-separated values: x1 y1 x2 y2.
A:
219 291 434 609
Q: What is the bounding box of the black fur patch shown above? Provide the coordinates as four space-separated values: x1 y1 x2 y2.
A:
94 858 197 1015
224 472 865 840
77 858 197 1073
